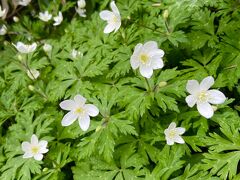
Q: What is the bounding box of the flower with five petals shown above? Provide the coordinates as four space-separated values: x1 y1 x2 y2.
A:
99 1 121 34
60 94 99 131
164 122 185 145
185 76 226 118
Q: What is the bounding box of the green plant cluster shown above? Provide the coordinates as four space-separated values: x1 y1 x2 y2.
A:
0 0 240 179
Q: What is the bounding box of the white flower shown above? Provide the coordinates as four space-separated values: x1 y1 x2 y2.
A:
39 11 52 22
77 0 86 8
164 122 185 145
21 134 48 161
185 76 226 119
43 43 52 52
27 69 40 80
99 1 121 34
0 5 6 18
76 0 86 17
53 12 63 26
71 49 83 59
18 0 31 6
14 42 37 54
0 25 7 35
130 41 164 78
76 7 86 17
60 94 99 131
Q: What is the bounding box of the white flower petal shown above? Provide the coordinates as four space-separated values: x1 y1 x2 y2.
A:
103 23 116 34
143 41 158 52
60 100 76 111
61 112 78 126
39 140 48 148
200 76 214 91
85 104 99 117
166 138 174 145
29 43 37 52
186 80 200 95
99 10 114 20
23 152 33 158
78 114 90 131
39 148 48 154
174 136 185 144
110 1 120 15
176 127 185 135
74 94 86 105
208 90 226 105
139 65 153 78
130 54 140 69
34 154 43 161
31 134 38 145
133 43 143 55
114 21 121 33
197 102 214 119
185 95 197 107
150 57 164 69
149 49 165 57
15 42 26 53
21 142 31 152
168 122 176 129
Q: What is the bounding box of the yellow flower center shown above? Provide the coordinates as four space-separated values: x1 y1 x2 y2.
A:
198 91 208 102
169 130 177 139
31 146 39 154
75 107 84 114
112 15 118 23
140 54 149 64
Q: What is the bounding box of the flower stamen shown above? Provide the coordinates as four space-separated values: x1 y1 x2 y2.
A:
168 130 177 139
75 107 84 114
140 54 149 64
31 146 39 154
198 91 208 102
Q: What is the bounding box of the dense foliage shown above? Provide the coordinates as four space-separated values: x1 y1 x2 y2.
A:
0 0 240 179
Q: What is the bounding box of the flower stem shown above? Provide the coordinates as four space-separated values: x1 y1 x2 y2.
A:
144 77 151 92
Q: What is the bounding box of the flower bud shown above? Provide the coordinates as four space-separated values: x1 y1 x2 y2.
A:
28 85 35 91
95 126 102 132
43 168 48 172
17 55 23 61
3 41 8 46
163 10 169 20
13 16 19 22
159 81 167 87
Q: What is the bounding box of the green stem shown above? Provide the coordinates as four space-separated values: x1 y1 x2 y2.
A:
144 77 151 92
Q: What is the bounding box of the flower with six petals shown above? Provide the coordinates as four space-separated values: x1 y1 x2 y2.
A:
130 41 164 78
21 134 48 161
